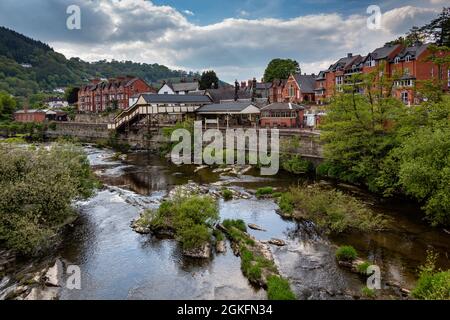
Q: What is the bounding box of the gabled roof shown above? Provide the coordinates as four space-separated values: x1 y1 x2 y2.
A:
196 102 260 114
261 103 305 111
139 94 211 104
205 87 252 103
365 44 402 61
172 82 199 92
394 43 430 61
293 74 316 93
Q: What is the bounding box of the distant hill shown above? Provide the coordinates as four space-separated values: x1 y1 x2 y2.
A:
0 26 201 98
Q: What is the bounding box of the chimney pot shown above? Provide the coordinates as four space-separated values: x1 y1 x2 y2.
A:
348 53 353 58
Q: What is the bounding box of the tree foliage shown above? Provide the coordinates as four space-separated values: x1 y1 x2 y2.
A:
199 70 219 90
0 143 98 255
263 59 300 82
0 91 17 122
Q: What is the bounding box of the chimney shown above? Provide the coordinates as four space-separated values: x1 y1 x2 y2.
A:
248 80 252 88
347 53 353 58
234 80 240 101
252 78 257 102
241 81 246 88
91 78 101 85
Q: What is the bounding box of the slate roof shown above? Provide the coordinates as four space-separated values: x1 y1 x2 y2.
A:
172 82 199 92
196 102 259 114
140 94 211 104
205 87 252 103
365 44 402 62
293 74 316 93
394 43 430 61
260 103 305 111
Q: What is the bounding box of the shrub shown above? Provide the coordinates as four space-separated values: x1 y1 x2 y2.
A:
357 261 371 274
177 224 211 250
267 275 296 300
361 286 376 298
281 154 313 174
278 193 294 215
223 219 247 233
256 187 274 198
213 229 225 242
278 185 389 233
222 189 233 201
0 143 98 255
336 245 358 262
412 251 450 300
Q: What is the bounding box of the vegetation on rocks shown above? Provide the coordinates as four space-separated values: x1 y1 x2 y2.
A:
220 219 296 300
140 195 219 251
412 251 450 300
221 188 233 201
335 246 358 262
278 185 388 233
255 187 274 198
0 143 98 255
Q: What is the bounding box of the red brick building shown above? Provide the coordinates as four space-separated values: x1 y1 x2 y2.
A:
315 43 449 105
269 79 287 103
14 109 46 123
260 102 305 128
78 76 155 113
281 73 316 104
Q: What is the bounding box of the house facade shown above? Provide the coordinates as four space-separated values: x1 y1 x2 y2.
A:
282 73 316 104
260 103 305 128
315 43 449 105
78 76 154 113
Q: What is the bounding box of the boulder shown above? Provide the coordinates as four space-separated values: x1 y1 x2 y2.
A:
183 243 211 259
216 241 227 254
24 287 59 300
268 238 286 247
44 259 63 287
248 224 266 232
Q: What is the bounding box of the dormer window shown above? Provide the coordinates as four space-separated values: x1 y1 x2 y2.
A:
394 57 400 64
405 55 411 62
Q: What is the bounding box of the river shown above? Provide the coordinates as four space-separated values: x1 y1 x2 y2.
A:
53 146 450 300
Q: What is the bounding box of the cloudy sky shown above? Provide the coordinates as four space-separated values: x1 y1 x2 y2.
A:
0 0 447 82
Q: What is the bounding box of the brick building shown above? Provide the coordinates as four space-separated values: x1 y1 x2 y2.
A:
282 73 316 104
260 102 305 128
78 76 155 113
314 43 449 105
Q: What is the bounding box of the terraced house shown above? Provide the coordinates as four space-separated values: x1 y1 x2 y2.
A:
78 76 155 113
315 43 450 105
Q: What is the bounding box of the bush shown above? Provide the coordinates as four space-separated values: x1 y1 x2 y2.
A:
336 245 358 262
361 286 376 298
256 187 274 198
222 189 233 201
357 261 371 274
278 185 389 233
223 219 247 232
0 143 98 254
281 154 314 174
267 275 296 300
412 251 450 300
148 195 219 251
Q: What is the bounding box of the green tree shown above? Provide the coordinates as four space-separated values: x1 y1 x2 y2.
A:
64 86 79 105
199 70 219 90
420 7 450 46
263 59 300 82
0 91 17 121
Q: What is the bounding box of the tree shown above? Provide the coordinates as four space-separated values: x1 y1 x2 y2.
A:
0 91 17 122
64 86 79 105
199 70 219 90
420 7 450 46
263 59 300 82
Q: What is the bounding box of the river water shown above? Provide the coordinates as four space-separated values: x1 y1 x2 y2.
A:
56 146 450 300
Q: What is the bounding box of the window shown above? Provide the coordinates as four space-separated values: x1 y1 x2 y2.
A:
448 69 450 87
366 57 375 67
404 68 410 75
288 85 295 97
405 55 411 62
394 57 400 64
401 91 409 104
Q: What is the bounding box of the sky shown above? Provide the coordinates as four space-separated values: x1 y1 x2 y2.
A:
0 0 447 82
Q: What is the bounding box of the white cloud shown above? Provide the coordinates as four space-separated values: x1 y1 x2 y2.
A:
183 10 194 16
0 0 444 82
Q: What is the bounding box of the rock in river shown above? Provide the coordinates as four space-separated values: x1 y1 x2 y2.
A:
183 243 211 259
268 238 286 247
248 224 266 232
